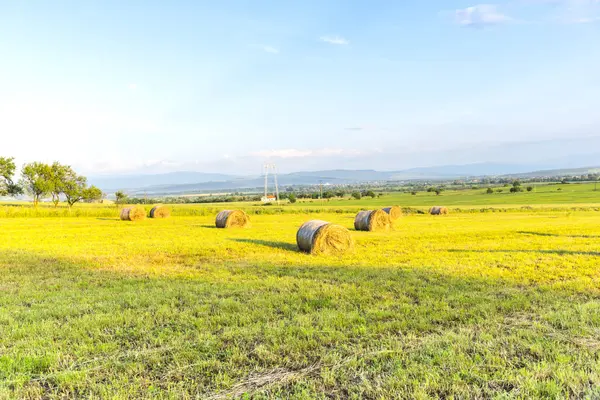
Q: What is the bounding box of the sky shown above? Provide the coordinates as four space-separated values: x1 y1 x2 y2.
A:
1 0 599 175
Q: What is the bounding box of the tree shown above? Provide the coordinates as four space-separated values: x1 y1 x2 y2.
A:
83 186 103 203
486 188 494 194
351 191 361 200
363 190 376 198
20 162 53 207
526 186 534 192
0 157 22 197
61 169 87 207
58 166 101 208
411 191 417 196
323 190 335 199
435 188 443 196
49 162 68 207
115 190 128 207
288 193 297 204
510 181 523 193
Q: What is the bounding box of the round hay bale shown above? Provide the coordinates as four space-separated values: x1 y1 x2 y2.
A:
149 205 171 219
120 207 146 222
354 209 391 232
215 210 250 228
297 220 353 255
429 206 449 215
382 206 403 221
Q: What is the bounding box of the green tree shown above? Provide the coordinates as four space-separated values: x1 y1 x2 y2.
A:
351 191 361 200
526 186 534 192
0 157 22 197
49 162 68 207
20 162 53 207
83 186 103 203
59 166 101 208
288 193 297 204
363 190 376 198
322 190 335 199
115 190 128 207
486 188 494 194
510 181 523 193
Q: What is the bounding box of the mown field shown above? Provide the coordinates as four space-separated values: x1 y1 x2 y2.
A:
1 195 599 399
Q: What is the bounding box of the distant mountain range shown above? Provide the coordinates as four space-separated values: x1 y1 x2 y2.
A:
88 163 600 196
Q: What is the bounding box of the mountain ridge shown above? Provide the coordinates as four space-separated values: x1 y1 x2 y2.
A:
89 163 600 194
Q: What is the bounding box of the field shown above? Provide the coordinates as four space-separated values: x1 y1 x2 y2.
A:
1 186 600 398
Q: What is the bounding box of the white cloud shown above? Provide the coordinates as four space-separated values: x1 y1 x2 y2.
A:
455 4 512 26
319 35 349 45
260 45 279 54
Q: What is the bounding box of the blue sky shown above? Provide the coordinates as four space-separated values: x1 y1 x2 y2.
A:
1 0 599 175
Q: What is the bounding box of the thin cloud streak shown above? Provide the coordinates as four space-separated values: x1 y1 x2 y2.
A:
320 35 349 45
455 4 512 27
261 45 279 54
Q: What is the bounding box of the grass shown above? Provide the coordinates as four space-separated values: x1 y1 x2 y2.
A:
1 182 600 219
298 182 600 208
1 208 599 398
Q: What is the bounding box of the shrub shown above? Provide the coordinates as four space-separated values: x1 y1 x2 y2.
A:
526 186 534 192
362 190 376 198
486 188 494 194
351 192 361 200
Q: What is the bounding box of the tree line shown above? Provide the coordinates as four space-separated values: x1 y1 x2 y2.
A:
0 157 103 207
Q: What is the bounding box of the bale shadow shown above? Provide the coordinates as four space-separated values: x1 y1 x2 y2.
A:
518 231 600 239
192 224 217 229
448 249 600 257
96 218 120 221
230 238 298 252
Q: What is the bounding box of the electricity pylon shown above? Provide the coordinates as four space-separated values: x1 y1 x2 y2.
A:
263 163 279 204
